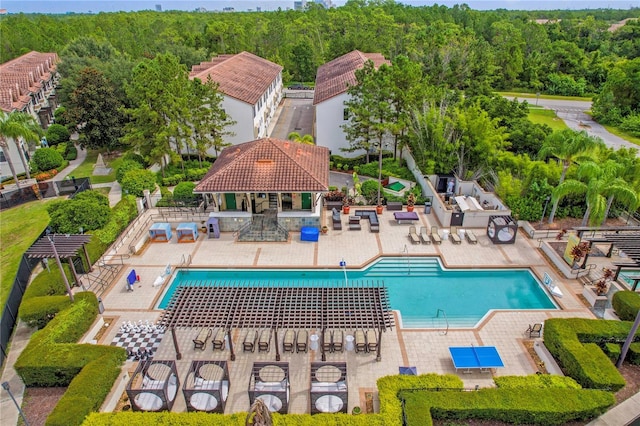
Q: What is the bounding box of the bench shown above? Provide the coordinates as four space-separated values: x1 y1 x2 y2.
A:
387 202 403 211
355 210 380 233
331 208 342 230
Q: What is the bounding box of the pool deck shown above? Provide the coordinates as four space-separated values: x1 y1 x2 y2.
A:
83 208 622 414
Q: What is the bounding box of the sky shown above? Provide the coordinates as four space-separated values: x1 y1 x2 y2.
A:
1 0 639 14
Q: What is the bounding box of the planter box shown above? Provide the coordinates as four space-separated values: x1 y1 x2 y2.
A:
582 286 608 310
324 200 343 211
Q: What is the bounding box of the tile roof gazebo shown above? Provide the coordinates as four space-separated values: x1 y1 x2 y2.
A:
194 138 329 239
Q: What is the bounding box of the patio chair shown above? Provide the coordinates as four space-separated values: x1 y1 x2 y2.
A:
296 329 308 353
243 329 258 352
366 329 378 352
332 329 344 353
430 226 442 244
322 329 333 353
408 225 420 244
354 329 367 353
193 328 212 351
212 328 226 351
419 226 431 244
283 329 296 353
526 323 543 338
450 227 462 244
258 328 272 352
466 230 478 244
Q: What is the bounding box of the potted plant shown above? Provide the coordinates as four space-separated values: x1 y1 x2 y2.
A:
321 225 329 234
406 193 416 212
594 268 614 296
352 406 362 415
342 196 352 214
570 241 590 269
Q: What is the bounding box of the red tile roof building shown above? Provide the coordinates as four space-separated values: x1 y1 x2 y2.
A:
312 50 389 157
189 52 283 150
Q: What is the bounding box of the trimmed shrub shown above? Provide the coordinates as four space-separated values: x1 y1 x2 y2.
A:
115 160 143 184
543 318 638 391
495 375 581 389
173 181 196 201
46 124 71 145
47 190 111 233
602 343 621 362
65 145 78 160
94 195 138 245
612 290 640 321
31 147 64 172
19 295 72 329
630 343 640 365
403 387 614 426
121 169 156 197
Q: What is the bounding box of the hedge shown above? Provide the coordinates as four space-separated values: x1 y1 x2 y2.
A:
15 292 126 425
402 387 614 426
612 290 640 321
543 318 640 391
19 295 72 329
494 375 581 389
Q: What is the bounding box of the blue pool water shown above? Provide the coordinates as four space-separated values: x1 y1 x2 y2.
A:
158 257 557 328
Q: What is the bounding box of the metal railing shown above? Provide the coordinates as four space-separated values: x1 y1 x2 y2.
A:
436 309 449 335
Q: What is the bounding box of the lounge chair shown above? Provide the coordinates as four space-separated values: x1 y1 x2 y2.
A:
450 227 462 244
258 329 272 352
430 226 442 244
408 225 420 244
296 330 308 353
193 328 212 351
322 329 333 353
212 328 225 351
243 329 258 352
419 226 431 244
526 323 543 338
466 229 478 244
366 329 378 352
354 329 367 353
283 329 296 353
332 330 344 353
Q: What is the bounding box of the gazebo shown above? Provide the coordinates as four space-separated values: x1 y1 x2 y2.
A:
487 215 517 244
25 233 92 298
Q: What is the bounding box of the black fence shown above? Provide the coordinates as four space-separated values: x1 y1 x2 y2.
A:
0 177 91 210
0 179 91 366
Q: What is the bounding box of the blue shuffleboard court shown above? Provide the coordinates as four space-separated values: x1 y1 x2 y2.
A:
449 346 505 373
158 257 557 328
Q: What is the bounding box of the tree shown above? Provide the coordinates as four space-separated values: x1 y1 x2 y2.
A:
45 124 71 146
245 398 272 426
538 129 601 224
489 21 525 89
189 75 235 166
124 53 192 177
66 67 126 152
46 190 111 233
0 111 42 185
553 160 638 227
287 132 314 145
592 57 640 125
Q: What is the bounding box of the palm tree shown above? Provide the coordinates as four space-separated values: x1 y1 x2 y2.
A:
0 111 42 186
287 131 314 145
245 398 272 426
539 129 601 225
553 160 638 227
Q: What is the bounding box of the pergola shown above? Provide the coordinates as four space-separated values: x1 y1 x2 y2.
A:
160 280 394 362
25 233 92 299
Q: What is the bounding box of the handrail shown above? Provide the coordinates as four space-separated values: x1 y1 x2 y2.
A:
179 254 192 268
436 309 449 335
572 263 596 280
402 245 410 275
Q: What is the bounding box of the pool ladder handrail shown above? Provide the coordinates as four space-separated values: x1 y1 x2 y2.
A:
402 245 411 275
436 308 449 335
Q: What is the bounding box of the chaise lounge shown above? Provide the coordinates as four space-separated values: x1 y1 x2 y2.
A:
332 330 344 353
244 330 258 352
296 330 308 353
354 329 367 353
283 329 296 353
331 208 342 230
408 225 420 244
258 329 272 352
450 226 462 244
366 329 378 352
465 229 478 244
430 226 442 244
212 328 226 351
193 328 212 351
420 226 431 244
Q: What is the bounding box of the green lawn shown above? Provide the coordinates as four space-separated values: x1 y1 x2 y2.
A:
497 91 592 102
602 124 640 147
70 150 122 184
528 108 568 131
0 200 52 309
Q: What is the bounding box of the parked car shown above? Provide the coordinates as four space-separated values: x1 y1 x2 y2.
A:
288 83 311 90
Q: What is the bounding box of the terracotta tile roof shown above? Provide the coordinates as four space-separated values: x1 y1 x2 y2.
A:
194 138 329 193
0 51 58 112
313 50 389 105
189 51 283 105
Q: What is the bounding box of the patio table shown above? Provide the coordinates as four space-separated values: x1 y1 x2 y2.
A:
393 211 419 224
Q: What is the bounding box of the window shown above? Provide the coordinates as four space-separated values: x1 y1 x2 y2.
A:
343 108 349 121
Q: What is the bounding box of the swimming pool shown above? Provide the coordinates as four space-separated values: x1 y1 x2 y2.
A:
158 257 557 328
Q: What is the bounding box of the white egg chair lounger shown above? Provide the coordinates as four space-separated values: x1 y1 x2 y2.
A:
182 360 230 413
126 360 180 412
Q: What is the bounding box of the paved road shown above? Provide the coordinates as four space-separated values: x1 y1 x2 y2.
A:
507 96 639 154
